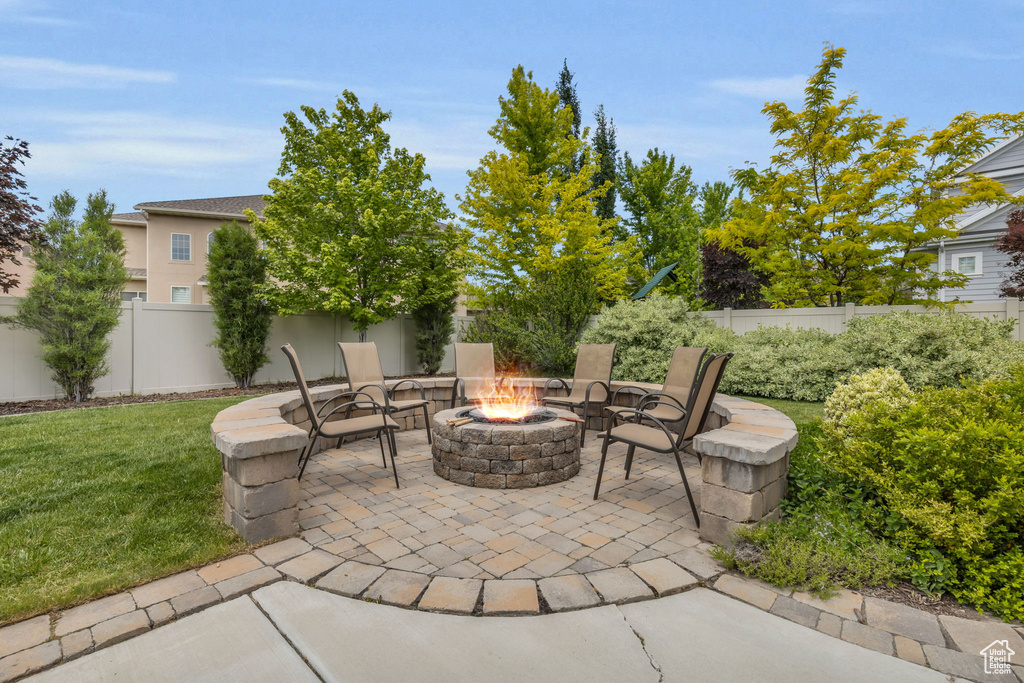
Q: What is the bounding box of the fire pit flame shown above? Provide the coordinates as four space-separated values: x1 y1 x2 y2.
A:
477 378 538 421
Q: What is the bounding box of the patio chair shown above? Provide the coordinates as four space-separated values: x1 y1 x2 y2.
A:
592 352 733 526
281 344 400 486
451 342 496 408
541 343 616 446
338 342 433 444
603 346 708 429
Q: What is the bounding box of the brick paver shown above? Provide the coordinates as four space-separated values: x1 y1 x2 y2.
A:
417 577 482 614
482 580 539 614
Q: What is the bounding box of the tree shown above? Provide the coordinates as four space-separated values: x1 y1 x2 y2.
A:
249 92 461 341
996 208 1024 299
699 183 769 309
207 221 272 388
714 45 1024 307
460 66 637 311
618 148 700 298
592 105 618 223
9 191 127 401
0 136 44 293
555 59 583 175
411 242 465 375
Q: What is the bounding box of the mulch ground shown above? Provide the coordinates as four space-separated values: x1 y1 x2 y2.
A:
0 374 453 417
859 582 993 621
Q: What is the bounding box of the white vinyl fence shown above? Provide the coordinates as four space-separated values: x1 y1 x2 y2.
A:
0 296 462 402
693 301 1022 340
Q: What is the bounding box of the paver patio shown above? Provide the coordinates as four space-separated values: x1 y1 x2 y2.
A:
295 430 706 582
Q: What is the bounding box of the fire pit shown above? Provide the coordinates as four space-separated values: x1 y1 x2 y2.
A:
431 382 582 488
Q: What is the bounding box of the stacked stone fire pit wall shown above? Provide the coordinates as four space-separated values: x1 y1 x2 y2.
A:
211 378 796 546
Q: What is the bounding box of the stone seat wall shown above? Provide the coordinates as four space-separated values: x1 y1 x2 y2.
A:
211 377 797 547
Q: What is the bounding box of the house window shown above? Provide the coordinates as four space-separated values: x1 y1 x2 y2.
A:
171 233 191 261
170 286 191 304
207 231 215 255
120 291 147 302
952 252 982 276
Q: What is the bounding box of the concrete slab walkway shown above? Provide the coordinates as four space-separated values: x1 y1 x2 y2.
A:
27 584 948 683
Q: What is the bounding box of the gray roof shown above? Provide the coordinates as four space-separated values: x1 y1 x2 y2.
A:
134 195 266 219
111 212 147 224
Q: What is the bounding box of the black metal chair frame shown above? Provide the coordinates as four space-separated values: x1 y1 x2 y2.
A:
604 347 709 426
542 377 612 447
338 343 433 445
298 389 400 487
593 353 734 527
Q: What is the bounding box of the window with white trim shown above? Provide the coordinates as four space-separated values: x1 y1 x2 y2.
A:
170 286 191 304
952 252 982 276
207 231 215 255
171 233 191 261
120 291 147 302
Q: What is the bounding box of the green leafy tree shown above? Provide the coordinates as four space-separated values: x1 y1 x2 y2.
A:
460 66 638 311
207 221 271 388
249 92 459 340
9 191 127 401
619 148 700 298
714 45 1024 307
592 105 618 223
555 59 583 175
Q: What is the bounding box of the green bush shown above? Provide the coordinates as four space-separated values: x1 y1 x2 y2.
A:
838 312 1024 390
818 367 1024 621
578 294 721 382
822 367 911 435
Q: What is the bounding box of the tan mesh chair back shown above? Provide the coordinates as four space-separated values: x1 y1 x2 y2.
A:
454 343 496 401
339 342 387 404
570 344 616 402
282 343 320 431
683 353 733 440
663 346 708 407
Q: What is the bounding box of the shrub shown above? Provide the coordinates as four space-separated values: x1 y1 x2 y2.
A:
579 293 722 382
838 312 1024 390
717 326 845 401
459 311 532 375
412 293 456 376
822 367 911 435
818 367 1024 620
207 222 271 388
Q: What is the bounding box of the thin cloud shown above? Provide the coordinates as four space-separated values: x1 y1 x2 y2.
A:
929 41 1022 61
0 55 174 89
246 76 342 91
22 110 280 178
709 75 806 100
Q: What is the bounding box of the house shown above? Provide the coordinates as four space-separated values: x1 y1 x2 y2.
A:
7 195 265 304
923 135 1024 302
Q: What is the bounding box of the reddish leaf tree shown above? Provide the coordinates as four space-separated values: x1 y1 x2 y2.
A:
996 208 1024 300
700 240 769 309
0 136 43 293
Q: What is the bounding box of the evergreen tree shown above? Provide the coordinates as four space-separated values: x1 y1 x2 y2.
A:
592 105 618 223
207 221 272 388
411 243 464 375
555 59 583 175
10 191 127 401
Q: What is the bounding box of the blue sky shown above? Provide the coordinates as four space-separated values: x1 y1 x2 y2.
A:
3 0 1024 219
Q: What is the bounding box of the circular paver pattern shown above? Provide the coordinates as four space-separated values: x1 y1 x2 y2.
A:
298 429 704 582
430 407 582 489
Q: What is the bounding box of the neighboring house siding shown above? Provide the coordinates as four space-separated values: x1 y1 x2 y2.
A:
145 214 228 304
970 140 1024 175
941 242 1008 302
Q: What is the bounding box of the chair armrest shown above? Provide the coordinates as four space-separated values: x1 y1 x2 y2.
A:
543 377 571 398
609 384 650 407
315 389 379 417
389 378 426 401
639 399 688 422
637 392 686 412
605 407 679 444
319 396 390 424
584 380 611 404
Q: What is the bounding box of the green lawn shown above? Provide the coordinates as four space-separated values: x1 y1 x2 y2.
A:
735 395 823 430
0 398 249 624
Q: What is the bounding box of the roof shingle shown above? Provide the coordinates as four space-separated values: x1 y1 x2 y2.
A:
134 195 265 218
